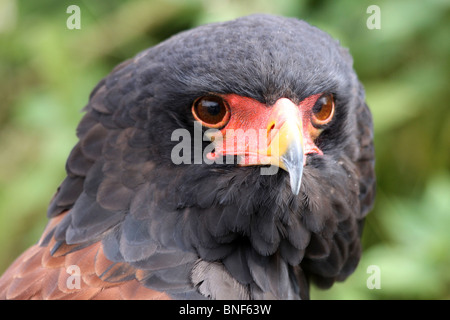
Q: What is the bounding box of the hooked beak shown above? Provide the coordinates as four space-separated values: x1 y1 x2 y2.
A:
263 99 304 195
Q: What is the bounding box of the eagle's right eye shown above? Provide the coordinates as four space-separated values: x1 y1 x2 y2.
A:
311 93 335 127
192 95 231 128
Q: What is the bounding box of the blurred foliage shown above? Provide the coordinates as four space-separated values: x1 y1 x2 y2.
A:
0 0 449 299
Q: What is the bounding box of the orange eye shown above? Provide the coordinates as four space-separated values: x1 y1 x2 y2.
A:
192 95 230 128
312 93 335 126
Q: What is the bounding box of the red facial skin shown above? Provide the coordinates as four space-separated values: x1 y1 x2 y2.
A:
203 93 326 165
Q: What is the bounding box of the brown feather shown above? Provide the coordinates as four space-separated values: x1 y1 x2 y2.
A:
0 213 172 300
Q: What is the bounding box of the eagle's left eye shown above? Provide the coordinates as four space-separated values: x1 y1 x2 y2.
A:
311 93 335 127
192 95 231 128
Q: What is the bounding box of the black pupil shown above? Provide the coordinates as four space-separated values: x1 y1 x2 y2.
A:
203 100 221 116
193 96 228 126
314 96 328 113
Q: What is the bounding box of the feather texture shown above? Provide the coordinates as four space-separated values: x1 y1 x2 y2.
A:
0 14 375 300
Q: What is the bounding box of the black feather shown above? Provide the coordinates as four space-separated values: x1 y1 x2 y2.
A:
40 14 375 300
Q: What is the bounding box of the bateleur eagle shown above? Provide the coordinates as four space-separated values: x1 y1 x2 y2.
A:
0 14 375 300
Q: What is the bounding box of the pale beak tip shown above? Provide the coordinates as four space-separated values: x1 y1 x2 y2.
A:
281 150 304 195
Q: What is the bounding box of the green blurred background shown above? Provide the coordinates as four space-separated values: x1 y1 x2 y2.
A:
0 0 449 299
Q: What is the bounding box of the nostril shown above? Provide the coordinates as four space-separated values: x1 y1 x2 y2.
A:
266 121 277 146
267 122 276 137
